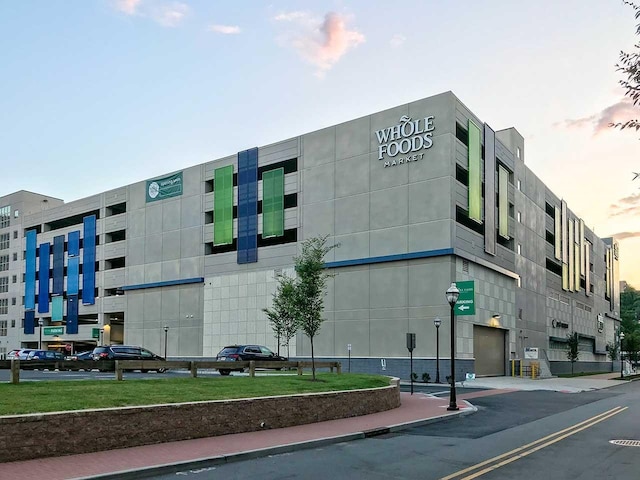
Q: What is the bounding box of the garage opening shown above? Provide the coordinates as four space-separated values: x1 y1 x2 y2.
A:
473 325 506 376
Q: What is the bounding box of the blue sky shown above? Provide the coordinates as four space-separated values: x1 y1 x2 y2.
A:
2 1 640 285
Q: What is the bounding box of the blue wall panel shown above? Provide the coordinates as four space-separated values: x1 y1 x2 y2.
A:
24 310 35 335
82 215 96 305
66 294 79 335
237 147 258 264
38 242 50 313
67 230 80 295
25 230 37 310
52 235 64 295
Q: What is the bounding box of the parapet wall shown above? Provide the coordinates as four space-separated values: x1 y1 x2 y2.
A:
0 380 400 463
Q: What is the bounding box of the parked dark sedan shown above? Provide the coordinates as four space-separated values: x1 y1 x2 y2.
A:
215 345 288 375
91 345 167 372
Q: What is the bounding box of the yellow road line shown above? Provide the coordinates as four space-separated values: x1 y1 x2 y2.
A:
440 406 626 480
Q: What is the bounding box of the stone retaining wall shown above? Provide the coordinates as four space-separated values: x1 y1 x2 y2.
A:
0 380 400 463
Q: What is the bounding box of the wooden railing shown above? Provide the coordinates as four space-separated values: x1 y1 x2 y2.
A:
0 359 342 383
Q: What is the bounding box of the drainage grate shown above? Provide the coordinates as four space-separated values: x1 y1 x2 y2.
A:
610 440 640 447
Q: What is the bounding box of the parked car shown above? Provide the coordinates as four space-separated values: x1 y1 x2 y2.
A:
91 345 167 372
215 345 288 375
7 349 22 360
25 350 66 361
7 349 35 360
65 351 93 361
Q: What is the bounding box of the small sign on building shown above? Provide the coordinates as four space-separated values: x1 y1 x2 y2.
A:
524 347 539 359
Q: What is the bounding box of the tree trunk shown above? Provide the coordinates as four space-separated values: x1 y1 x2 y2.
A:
311 335 316 381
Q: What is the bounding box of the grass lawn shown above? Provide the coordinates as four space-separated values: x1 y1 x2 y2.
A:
0 373 390 416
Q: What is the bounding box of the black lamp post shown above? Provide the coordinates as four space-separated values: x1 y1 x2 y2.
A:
38 318 44 350
446 283 460 411
99 328 104 345
434 317 441 384
163 326 169 359
620 331 625 379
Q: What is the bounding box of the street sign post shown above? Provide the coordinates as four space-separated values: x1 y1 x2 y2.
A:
455 281 475 316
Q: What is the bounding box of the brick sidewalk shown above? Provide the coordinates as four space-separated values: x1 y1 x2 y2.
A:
0 391 512 480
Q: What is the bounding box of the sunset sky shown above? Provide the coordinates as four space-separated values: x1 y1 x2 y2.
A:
2 1 639 285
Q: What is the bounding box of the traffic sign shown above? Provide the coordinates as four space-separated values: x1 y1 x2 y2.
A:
455 281 475 316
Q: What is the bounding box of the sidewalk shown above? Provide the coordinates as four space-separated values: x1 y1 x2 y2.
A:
0 375 625 480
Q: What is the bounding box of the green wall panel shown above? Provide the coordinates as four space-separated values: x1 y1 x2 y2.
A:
214 165 234 245
468 120 482 223
262 168 284 238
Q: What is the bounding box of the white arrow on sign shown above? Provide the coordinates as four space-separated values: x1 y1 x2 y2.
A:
457 305 470 311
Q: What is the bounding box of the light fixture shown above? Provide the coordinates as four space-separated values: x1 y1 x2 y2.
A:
445 283 460 411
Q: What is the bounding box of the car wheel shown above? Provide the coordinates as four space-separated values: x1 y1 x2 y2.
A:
219 369 231 376
140 369 149 373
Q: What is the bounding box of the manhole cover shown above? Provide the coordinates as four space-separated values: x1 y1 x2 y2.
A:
610 440 640 447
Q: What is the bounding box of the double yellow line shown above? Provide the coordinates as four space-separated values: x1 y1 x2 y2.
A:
441 406 627 480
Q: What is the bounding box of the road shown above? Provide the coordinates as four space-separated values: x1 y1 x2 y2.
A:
149 381 640 480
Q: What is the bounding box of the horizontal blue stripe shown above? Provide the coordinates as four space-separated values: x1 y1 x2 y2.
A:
324 248 454 269
122 277 204 291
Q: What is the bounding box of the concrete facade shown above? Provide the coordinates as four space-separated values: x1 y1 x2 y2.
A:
0 91 621 375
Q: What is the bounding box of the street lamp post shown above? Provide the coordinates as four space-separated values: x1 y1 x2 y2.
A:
434 318 441 383
620 331 625 379
99 328 104 346
446 283 460 411
163 326 169 359
38 318 43 350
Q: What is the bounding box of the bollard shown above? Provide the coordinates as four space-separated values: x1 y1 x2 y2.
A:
115 361 123 381
190 361 198 378
249 361 255 377
297 361 303 375
336 362 342 374
10 359 20 384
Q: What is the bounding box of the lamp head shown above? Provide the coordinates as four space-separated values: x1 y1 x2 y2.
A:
446 283 460 306
38 318 43 326
620 332 625 340
433 318 442 328
164 326 169 333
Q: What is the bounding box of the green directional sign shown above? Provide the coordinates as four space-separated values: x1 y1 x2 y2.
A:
455 280 475 316
44 326 64 336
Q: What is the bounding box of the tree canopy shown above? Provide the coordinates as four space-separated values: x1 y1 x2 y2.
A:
612 1 640 132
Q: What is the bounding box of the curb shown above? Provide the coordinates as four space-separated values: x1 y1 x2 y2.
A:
72 402 477 480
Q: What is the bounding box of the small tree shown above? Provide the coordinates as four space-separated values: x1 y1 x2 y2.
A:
263 274 298 358
566 331 580 375
292 235 337 381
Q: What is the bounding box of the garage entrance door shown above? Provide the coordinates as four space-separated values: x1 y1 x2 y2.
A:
473 325 505 376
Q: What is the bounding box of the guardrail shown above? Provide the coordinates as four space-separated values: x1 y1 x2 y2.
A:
0 359 342 383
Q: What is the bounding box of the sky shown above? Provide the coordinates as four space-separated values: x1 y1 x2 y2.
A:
2 1 640 285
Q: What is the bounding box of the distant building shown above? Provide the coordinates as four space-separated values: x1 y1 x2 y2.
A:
0 91 621 376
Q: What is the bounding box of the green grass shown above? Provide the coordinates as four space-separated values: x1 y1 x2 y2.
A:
0 373 390 416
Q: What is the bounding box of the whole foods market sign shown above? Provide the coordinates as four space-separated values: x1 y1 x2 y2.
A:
146 172 183 203
375 115 435 168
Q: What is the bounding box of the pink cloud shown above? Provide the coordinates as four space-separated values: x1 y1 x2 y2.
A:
608 193 640 218
209 24 241 34
611 231 640 240
114 0 142 15
151 2 189 27
390 34 406 48
560 98 639 135
275 11 365 76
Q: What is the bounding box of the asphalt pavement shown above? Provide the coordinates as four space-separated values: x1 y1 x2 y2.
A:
0 373 626 480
